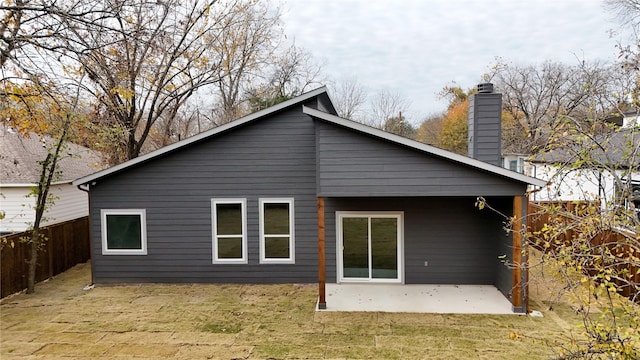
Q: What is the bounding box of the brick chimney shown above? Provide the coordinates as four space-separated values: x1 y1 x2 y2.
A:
468 83 502 166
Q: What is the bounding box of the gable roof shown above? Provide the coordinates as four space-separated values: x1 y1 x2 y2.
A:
1 129 103 186
73 85 546 188
303 106 547 187
73 87 333 186
532 128 640 169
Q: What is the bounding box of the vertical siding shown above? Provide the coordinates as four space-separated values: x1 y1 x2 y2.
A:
324 196 511 285
89 108 319 284
467 93 502 166
316 121 524 197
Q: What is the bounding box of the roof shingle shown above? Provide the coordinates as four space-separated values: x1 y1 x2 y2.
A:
1 129 103 184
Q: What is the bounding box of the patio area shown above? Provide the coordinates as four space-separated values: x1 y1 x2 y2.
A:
320 283 517 314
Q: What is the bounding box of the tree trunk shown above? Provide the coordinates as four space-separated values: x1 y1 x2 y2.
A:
25 121 67 294
26 228 40 294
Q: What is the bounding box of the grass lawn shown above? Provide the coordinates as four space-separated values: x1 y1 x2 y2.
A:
1 261 588 359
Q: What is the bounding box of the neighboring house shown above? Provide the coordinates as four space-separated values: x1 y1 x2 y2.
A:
530 118 640 208
0 129 103 234
73 85 545 313
502 153 538 176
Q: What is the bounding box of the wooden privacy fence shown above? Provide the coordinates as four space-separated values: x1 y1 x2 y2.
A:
1 216 90 298
527 202 640 301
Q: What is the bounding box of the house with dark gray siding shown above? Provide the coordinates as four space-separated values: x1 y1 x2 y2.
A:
74 85 546 313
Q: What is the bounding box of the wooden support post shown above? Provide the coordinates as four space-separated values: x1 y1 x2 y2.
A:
512 195 526 313
525 238 530 313
317 197 327 309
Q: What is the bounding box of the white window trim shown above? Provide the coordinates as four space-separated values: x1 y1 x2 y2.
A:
259 198 295 264
211 198 248 264
336 211 404 284
101 209 147 255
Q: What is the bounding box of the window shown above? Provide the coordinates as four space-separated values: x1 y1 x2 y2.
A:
616 180 640 222
101 209 147 255
259 198 294 263
509 160 519 172
212 199 247 263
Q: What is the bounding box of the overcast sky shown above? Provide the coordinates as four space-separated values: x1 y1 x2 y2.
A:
282 0 626 123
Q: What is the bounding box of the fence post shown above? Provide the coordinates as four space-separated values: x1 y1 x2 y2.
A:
47 227 54 279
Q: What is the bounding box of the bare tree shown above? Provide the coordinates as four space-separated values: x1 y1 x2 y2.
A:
212 0 282 124
332 77 367 120
1 0 116 70
2 0 310 162
243 45 325 114
369 89 410 128
265 44 325 100
491 60 622 154
607 0 640 28
58 0 240 162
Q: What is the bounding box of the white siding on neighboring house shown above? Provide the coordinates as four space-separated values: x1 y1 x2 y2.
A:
42 184 88 226
0 187 36 233
0 183 88 233
532 164 621 208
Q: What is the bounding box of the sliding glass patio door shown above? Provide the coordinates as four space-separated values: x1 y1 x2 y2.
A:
337 212 403 283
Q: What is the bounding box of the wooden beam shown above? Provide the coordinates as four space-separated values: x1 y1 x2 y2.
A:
512 195 525 312
317 197 326 309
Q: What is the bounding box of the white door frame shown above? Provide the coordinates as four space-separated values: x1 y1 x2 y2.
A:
336 211 404 284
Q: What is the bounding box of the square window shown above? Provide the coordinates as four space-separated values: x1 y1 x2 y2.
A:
212 199 247 263
259 198 294 264
509 160 518 172
101 209 147 255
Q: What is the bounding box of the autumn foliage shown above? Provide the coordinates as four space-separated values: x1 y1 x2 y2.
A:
436 100 468 154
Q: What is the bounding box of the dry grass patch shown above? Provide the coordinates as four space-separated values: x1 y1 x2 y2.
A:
1 341 46 357
322 321 391 335
254 344 327 359
66 319 137 333
35 343 112 357
200 322 242 333
1 331 40 343
255 320 325 335
168 331 237 345
174 344 254 359
0 261 608 359
7 321 71 333
325 345 402 359
34 331 107 344
103 343 180 357
99 331 173 344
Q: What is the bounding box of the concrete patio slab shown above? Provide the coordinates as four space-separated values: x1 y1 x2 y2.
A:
319 283 516 314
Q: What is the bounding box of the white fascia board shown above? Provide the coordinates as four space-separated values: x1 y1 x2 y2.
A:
1 181 71 188
73 87 329 186
303 106 547 188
